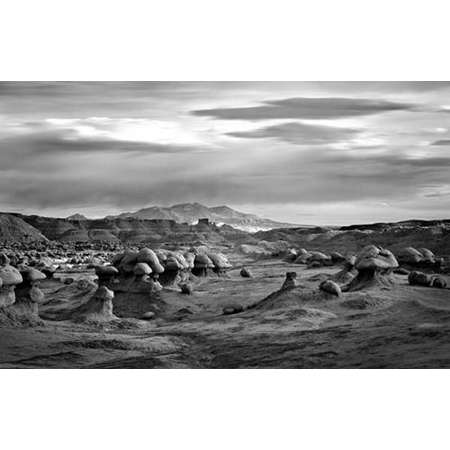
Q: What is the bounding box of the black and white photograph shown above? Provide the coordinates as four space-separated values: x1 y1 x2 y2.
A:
2 81 450 369
2 2 450 449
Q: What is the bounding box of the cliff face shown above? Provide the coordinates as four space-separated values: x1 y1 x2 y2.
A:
12 214 250 244
0 214 48 243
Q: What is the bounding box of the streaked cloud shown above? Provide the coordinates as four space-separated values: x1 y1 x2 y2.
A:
430 139 450 146
226 121 359 145
192 97 415 121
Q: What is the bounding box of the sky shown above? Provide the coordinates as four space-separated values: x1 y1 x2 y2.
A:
1 81 450 225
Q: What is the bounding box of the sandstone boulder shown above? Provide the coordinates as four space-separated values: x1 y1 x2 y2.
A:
319 280 342 297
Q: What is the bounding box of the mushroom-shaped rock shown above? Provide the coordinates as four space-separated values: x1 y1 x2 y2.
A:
95 265 119 276
207 252 232 270
408 271 431 287
419 248 435 263
344 245 398 292
134 262 152 276
0 266 23 307
21 268 46 284
281 272 297 290
72 286 116 323
240 267 252 278
194 253 214 268
319 280 342 297
397 247 423 264
95 264 119 280
193 253 214 276
0 265 23 286
136 248 165 274
355 245 399 270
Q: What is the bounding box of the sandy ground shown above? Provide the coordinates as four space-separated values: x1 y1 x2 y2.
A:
1 258 450 368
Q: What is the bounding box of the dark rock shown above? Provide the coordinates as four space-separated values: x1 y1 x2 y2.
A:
281 272 297 290
180 283 193 295
223 303 244 315
431 276 447 289
408 271 431 287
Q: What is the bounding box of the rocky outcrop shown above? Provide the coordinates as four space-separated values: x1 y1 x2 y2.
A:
0 214 48 244
71 286 116 323
408 271 448 289
0 254 46 326
0 258 23 307
343 245 398 292
192 253 214 277
281 272 297 290
319 280 342 297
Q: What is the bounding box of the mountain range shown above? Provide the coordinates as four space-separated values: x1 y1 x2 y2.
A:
104 202 303 232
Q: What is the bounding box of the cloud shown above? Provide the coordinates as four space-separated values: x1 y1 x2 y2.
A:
0 130 201 160
192 97 415 121
1 82 450 223
226 121 359 145
430 139 450 146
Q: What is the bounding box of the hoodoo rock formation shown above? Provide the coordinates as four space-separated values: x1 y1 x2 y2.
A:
71 285 116 323
343 245 399 292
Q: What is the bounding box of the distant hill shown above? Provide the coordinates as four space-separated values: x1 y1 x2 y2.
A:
0 213 48 243
66 213 88 221
254 219 450 255
105 202 303 232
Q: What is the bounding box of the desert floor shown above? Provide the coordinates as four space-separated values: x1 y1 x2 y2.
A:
1 258 450 368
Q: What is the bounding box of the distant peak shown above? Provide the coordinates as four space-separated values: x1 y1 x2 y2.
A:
172 202 206 208
66 213 88 220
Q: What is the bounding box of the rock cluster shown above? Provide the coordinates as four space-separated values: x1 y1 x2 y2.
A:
408 271 447 289
0 252 48 325
396 247 442 271
292 249 334 267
